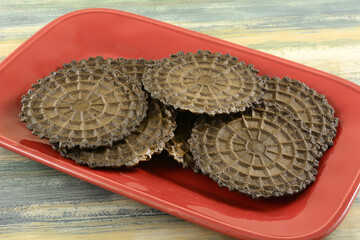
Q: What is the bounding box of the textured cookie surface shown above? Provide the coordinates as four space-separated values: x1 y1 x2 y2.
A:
142 50 266 115
165 111 197 169
189 104 321 198
263 76 338 151
20 68 148 149
116 58 155 82
56 99 176 168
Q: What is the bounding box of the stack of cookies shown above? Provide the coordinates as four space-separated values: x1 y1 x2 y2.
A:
20 50 338 199
20 57 176 168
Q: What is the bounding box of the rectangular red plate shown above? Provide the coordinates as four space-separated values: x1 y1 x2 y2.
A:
0 8 359 240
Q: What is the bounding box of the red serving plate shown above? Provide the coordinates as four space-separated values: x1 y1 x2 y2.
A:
0 8 359 240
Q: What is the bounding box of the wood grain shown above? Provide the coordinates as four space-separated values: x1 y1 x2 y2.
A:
0 1 359 239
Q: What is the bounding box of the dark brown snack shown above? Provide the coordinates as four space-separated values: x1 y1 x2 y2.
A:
165 111 197 169
263 76 339 151
142 50 266 115
55 99 176 168
19 67 148 149
189 103 321 199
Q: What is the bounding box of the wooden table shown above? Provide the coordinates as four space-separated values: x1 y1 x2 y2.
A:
1 1 359 239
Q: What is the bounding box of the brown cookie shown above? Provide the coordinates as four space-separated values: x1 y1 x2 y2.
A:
20 67 148 149
262 76 339 152
142 50 266 115
189 103 321 199
55 99 176 168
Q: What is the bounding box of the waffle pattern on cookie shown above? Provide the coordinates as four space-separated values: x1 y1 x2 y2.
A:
20 68 148 149
189 104 321 198
142 50 266 115
57 99 176 168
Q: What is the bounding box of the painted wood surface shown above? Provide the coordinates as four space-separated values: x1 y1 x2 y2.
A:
0 1 359 239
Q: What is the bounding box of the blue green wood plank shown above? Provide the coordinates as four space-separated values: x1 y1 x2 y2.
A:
0 148 232 239
1 0 360 38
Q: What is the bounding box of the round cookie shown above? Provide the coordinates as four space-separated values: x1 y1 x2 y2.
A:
20 67 148 149
56 99 176 168
189 103 321 198
262 76 339 151
142 50 266 115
